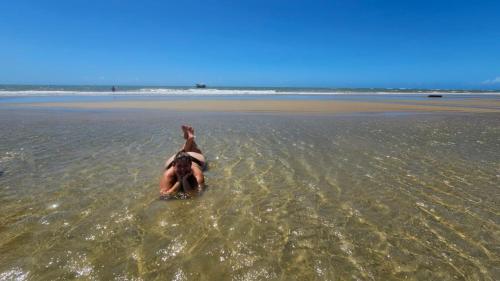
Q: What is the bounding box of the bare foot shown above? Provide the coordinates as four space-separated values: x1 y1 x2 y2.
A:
187 126 195 139
181 125 189 140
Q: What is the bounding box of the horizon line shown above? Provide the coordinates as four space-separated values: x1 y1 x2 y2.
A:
0 83 499 92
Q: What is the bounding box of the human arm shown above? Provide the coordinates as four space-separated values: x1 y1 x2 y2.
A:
161 181 181 196
191 165 205 191
181 172 196 193
160 169 180 196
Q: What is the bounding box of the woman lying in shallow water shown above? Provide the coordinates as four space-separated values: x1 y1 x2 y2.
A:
160 125 206 198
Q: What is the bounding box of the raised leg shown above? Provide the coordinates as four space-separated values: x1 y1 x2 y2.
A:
181 126 202 154
181 125 189 140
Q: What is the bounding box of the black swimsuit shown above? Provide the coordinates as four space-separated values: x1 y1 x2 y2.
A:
166 156 205 170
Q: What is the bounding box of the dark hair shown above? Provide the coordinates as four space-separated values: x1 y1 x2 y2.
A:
173 151 192 165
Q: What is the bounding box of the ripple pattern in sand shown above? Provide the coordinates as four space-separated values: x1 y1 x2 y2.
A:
0 110 498 280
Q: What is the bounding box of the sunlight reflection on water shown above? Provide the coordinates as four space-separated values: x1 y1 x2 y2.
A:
0 110 498 280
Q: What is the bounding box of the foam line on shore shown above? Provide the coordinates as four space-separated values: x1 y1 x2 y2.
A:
1 89 500 97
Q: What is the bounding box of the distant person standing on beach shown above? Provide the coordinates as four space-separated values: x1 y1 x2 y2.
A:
160 125 206 197
111 86 116 92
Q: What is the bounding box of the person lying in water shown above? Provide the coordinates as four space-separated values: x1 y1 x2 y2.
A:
160 125 206 197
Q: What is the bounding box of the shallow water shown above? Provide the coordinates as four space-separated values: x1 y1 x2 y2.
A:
0 109 498 280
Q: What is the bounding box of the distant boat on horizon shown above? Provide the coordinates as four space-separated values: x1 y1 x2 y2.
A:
195 83 206 88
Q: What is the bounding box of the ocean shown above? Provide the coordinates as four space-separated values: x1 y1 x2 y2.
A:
1 85 499 101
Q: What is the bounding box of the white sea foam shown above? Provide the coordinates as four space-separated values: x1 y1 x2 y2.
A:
0 88 498 96
0 267 29 281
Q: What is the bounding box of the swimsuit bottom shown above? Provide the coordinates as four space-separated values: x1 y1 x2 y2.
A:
165 152 206 170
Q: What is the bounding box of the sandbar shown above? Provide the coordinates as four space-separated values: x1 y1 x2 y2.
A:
15 99 500 114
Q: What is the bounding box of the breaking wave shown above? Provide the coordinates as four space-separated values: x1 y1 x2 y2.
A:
0 87 498 96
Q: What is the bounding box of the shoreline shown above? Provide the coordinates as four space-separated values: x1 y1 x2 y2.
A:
5 99 499 114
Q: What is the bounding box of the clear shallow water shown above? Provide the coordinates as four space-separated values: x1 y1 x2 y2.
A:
0 109 498 280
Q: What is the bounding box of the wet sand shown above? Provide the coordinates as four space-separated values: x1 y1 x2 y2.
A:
14 98 500 113
0 106 499 280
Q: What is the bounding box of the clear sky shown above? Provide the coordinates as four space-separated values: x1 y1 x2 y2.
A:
1 0 499 89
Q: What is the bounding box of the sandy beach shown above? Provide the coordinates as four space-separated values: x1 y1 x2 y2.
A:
10 99 500 114
15 98 500 113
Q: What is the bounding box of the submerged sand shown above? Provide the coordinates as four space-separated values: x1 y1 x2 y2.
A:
16 98 500 113
0 108 499 280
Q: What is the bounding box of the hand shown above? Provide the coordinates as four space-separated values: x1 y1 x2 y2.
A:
182 171 193 181
175 170 184 180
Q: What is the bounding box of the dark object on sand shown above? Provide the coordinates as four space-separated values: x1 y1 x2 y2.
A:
196 84 206 88
111 86 116 92
0 170 3 177
427 94 442 98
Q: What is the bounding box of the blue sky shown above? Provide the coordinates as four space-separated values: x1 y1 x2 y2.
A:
1 0 499 89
